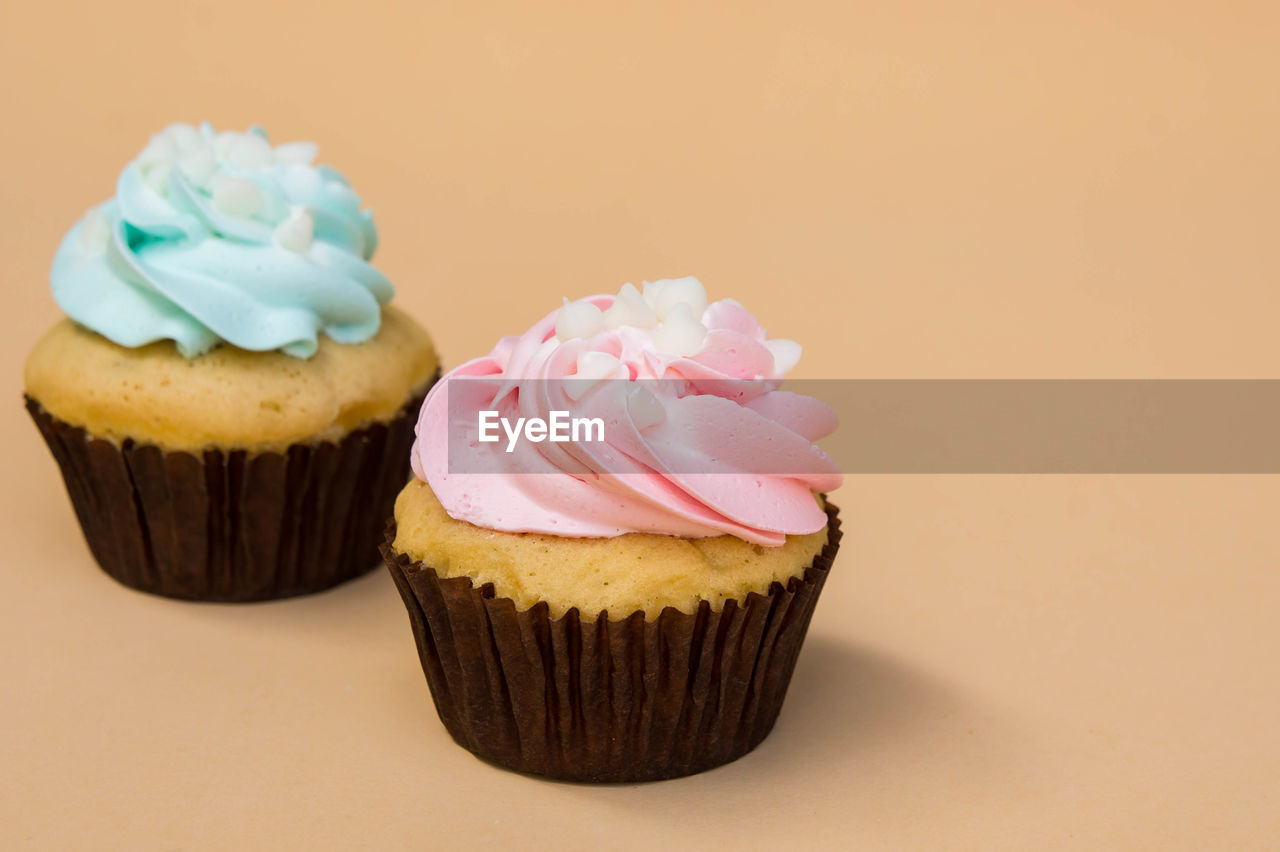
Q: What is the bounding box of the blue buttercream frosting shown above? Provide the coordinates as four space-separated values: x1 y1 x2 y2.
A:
52 122 393 358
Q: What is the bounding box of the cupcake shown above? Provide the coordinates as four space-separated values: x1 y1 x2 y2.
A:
24 122 438 602
383 277 842 781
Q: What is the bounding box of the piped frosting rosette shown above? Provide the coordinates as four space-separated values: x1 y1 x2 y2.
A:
412 278 842 545
52 122 391 358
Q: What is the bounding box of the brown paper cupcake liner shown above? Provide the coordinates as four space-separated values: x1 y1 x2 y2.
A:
382 501 841 782
25 376 434 602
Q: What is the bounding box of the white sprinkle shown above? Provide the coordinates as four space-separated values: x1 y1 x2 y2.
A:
143 163 172 195
137 134 177 167
646 276 708 321
274 141 318 165
212 177 263 218
273 207 314 253
213 131 238 160
555 298 605 341
77 208 111 255
641 279 668 313
224 133 273 170
565 351 622 401
603 282 658 329
165 123 203 153
626 386 666 430
178 146 217 187
764 338 802 376
651 302 707 357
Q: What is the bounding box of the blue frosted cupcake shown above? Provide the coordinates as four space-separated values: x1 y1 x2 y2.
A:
24 122 439 601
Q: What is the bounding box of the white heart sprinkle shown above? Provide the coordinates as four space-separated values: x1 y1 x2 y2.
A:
212 177 263 218
603 282 658 329
224 133 273 170
646 276 708 320
565 351 623 401
641 279 668 313
143 163 172 195
764 338 802 376
165 123 203 153
137 134 177 167
274 207 314 253
555 298 605 341
77 208 111 255
626 386 666 430
274 141 318 165
178 146 216 187
213 131 238 160
652 302 707 357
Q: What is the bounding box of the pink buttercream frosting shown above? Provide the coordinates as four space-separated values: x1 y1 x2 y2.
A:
410 278 842 546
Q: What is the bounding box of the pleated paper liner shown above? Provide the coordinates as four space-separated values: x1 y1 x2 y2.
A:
25 379 433 602
382 502 841 782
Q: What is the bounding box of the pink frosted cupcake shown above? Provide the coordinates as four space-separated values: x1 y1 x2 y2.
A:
383 277 842 781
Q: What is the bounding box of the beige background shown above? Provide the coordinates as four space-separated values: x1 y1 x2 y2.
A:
2 1 1278 848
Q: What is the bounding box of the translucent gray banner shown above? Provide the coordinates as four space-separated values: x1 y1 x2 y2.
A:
441 379 1280 473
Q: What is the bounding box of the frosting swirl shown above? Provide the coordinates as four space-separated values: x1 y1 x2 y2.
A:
52 122 392 358
412 278 842 545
